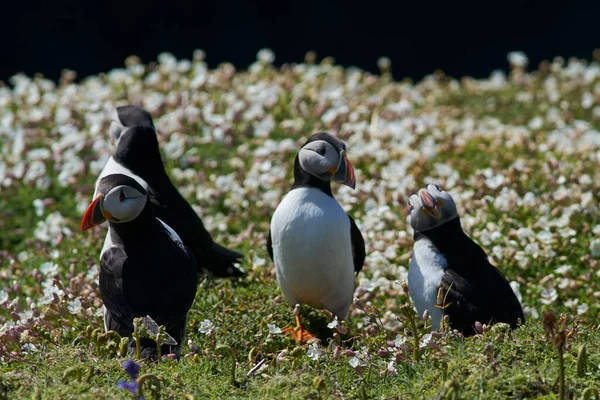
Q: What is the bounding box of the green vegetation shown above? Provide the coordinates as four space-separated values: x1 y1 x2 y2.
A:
0 50 599 398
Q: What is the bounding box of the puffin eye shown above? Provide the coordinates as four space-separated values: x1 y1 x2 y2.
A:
433 184 441 191
119 189 126 202
315 146 326 156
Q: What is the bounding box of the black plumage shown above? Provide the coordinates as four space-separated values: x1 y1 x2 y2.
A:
108 105 244 278
92 174 198 359
416 217 525 335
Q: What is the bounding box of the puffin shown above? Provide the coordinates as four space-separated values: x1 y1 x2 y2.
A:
267 132 365 342
82 173 198 359
407 183 525 336
94 105 244 278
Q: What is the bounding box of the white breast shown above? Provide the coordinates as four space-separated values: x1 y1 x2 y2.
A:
408 237 448 330
270 188 355 319
94 156 148 198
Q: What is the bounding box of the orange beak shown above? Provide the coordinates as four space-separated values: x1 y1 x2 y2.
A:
418 189 441 219
343 155 356 189
80 194 106 231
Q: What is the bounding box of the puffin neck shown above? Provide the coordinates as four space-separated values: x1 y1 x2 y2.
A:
108 201 157 249
291 155 333 197
415 217 488 265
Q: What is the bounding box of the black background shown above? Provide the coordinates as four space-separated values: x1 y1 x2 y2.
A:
1 0 598 83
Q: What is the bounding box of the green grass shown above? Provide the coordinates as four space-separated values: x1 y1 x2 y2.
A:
1 54 600 399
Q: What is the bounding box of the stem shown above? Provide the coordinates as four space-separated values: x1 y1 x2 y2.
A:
558 345 565 400
409 316 421 361
230 358 236 386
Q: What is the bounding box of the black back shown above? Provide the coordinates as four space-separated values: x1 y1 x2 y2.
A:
111 108 244 277
416 217 525 335
100 200 197 357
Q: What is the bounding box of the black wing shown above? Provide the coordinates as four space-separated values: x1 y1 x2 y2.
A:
348 215 366 275
147 185 245 278
99 246 135 336
440 264 525 336
266 228 274 262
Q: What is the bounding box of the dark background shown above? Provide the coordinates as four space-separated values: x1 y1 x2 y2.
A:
1 0 598 84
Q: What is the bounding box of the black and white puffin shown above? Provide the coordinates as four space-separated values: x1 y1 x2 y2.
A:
82 173 198 359
407 183 525 336
267 132 365 342
95 105 244 278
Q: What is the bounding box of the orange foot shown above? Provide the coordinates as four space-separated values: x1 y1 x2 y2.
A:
282 314 317 344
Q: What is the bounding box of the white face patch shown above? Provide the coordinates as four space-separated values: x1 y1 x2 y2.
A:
408 184 458 232
102 184 147 223
298 140 340 180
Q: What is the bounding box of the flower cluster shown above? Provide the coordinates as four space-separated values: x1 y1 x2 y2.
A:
0 49 598 374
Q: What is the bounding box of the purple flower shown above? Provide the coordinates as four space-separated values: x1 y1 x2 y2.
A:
117 380 138 394
117 360 144 399
122 360 140 380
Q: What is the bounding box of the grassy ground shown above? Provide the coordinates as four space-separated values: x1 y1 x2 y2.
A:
1 51 600 399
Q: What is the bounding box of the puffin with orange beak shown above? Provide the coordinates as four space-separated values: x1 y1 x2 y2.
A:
94 105 244 279
407 183 525 336
267 132 365 343
82 173 197 359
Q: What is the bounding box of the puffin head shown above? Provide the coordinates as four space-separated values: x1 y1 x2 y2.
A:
297 132 356 189
81 174 148 231
408 183 458 232
109 105 155 146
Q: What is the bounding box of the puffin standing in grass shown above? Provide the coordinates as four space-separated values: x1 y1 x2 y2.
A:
82 173 197 359
267 132 365 343
407 183 525 336
95 105 244 278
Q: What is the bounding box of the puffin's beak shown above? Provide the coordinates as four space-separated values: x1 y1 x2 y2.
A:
418 189 441 219
332 152 356 189
81 194 108 231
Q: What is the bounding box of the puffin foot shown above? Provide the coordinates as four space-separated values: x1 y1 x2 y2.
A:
282 315 317 344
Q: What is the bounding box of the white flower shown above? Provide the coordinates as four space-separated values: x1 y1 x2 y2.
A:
199 319 214 335
349 356 360 368
392 334 407 347
377 57 391 72
419 333 432 349
327 317 340 330
267 324 282 334
32 199 45 217
540 288 558 305
21 343 38 353
39 262 58 276
253 255 266 268
67 299 82 314
577 303 589 315
307 343 322 361
508 51 529 68
582 92 594 109
386 361 397 375
485 173 504 189
524 243 540 257
34 212 72 245
0 290 8 305
554 265 571 275
257 49 275 64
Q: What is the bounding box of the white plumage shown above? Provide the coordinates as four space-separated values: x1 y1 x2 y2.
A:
408 237 448 329
94 156 148 198
270 187 355 319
